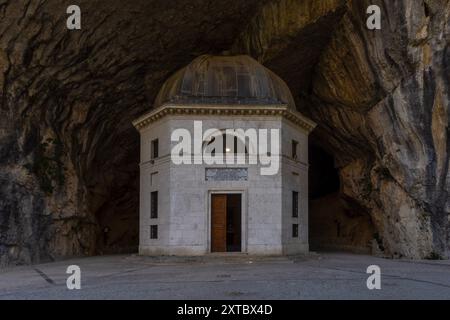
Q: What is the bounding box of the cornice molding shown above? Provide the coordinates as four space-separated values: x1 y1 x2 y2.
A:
133 103 317 133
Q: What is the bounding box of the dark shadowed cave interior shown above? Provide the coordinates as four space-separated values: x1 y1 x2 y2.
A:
82 2 373 258
309 143 376 253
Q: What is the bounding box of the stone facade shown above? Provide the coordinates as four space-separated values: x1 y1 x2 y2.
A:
134 104 315 255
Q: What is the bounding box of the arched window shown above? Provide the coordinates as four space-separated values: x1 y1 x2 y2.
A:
203 130 249 156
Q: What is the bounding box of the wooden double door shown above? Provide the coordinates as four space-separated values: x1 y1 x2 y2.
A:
211 194 242 252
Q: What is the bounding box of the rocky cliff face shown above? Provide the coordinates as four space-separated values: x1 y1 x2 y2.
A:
234 0 450 259
0 0 448 265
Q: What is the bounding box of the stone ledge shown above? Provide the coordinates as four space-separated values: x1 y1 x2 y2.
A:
133 104 317 133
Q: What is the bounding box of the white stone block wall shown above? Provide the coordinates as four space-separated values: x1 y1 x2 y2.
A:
139 119 172 255
281 119 309 254
138 111 310 256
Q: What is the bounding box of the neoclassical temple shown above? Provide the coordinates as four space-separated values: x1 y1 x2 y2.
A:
133 55 316 255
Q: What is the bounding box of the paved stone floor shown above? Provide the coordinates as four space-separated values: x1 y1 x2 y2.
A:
0 252 450 299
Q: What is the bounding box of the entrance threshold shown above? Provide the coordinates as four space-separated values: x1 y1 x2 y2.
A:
207 252 248 257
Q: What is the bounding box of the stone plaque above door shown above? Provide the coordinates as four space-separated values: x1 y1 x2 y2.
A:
205 168 248 181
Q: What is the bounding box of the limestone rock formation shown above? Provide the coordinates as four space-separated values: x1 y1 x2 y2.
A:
0 0 448 265
234 0 450 259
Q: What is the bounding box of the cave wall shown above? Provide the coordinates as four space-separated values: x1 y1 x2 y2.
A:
233 0 449 259
0 0 268 265
311 0 450 258
309 193 376 253
0 0 449 265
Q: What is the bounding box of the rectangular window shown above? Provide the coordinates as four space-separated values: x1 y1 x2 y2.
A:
292 224 299 238
151 139 159 159
292 140 298 159
150 225 158 239
150 191 158 219
292 191 299 218
150 172 158 186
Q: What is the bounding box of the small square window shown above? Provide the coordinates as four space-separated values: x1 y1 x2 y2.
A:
292 191 299 218
151 139 159 159
150 191 158 219
292 224 299 238
292 140 298 159
150 225 158 239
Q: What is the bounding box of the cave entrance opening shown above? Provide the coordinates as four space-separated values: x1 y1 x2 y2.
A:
92 135 140 256
308 143 375 254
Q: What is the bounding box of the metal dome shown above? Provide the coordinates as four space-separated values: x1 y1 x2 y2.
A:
154 55 296 110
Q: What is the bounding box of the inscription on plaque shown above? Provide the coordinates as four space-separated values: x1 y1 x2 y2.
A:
205 168 248 181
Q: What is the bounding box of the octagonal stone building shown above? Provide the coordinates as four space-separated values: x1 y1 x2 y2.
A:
133 55 316 255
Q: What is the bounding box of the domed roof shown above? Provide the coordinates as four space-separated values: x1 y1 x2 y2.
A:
154 55 296 110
